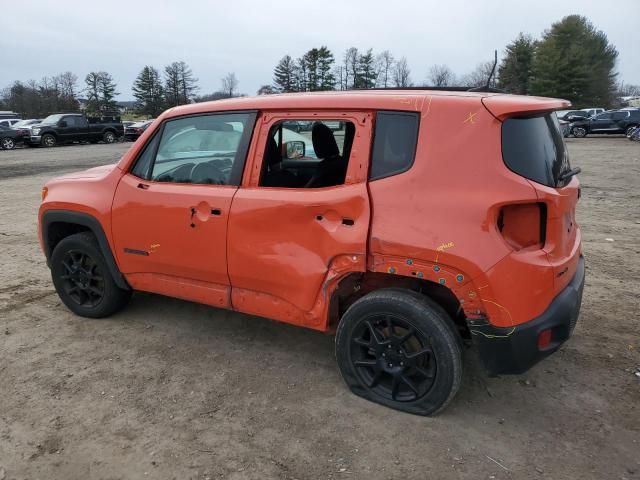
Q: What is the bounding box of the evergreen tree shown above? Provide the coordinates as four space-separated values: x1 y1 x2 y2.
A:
356 49 376 88
132 66 164 117
84 71 118 113
498 33 536 94
84 72 102 112
317 46 336 90
273 55 298 92
164 61 197 107
530 15 618 107
98 72 118 111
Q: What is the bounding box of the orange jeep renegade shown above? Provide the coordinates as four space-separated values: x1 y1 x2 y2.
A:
38 90 585 415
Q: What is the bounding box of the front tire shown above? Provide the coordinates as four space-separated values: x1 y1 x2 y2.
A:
42 133 57 147
571 126 587 138
50 232 131 318
1 138 15 150
335 288 463 416
103 131 116 144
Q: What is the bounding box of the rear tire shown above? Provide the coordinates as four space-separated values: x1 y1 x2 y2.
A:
1 138 15 150
50 232 131 318
571 126 587 138
335 288 463 416
42 134 57 147
625 125 638 137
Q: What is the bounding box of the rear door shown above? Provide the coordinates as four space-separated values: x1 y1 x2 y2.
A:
227 111 372 328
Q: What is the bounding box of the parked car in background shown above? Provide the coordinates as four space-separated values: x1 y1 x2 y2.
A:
124 119 154 141
0 125 24 150
570 109 640 137
556 110 589 121
580 107 605 117
26 114 124 147
12 119 43 129
0 118 22 127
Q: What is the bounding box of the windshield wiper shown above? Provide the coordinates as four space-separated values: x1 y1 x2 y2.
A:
558 167 581 183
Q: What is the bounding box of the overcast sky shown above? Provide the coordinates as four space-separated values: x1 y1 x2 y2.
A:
3 1 639 99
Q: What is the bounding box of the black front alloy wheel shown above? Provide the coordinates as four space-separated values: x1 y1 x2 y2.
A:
50 232 131 318
59 250 105 308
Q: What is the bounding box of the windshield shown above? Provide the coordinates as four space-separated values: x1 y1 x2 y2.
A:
502 113 571 188
40 114 65 125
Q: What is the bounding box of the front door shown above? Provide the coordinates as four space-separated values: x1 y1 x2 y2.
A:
227 111 372 328
111 111 257 307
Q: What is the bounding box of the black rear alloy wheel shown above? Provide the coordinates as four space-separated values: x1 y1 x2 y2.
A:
51 232 131 318
336 289 463 416
350 315 436 402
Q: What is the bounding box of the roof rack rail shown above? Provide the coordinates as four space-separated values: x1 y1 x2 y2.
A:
361 86 506 93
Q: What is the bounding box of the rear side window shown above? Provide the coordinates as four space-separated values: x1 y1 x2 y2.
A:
502 114 571 188
369 111 419 180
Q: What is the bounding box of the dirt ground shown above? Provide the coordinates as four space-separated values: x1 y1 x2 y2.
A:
0 138 638 480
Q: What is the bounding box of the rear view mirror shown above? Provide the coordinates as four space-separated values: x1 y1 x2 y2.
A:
285 140 305 159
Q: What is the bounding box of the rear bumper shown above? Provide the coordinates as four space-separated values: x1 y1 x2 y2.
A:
468 255 585 375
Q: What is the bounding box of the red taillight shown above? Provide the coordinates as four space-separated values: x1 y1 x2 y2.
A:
497 203 547 251
538 329 552 349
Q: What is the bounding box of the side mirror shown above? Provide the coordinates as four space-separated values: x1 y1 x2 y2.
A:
59 120 68 127
285 140 305 159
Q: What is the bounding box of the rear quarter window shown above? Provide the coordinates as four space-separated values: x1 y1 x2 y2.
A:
369 111 419 180
502 114 571 188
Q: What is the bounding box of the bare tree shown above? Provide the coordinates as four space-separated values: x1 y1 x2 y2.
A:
427 64 455 87
343 47 359 89
392 57 412 88
376 50 395 87
221 72 239 97
461 61 496 88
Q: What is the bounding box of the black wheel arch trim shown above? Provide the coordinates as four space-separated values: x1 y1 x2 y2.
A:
41 210 130 290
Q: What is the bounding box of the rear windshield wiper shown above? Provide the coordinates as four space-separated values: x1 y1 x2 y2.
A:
558 167 581 183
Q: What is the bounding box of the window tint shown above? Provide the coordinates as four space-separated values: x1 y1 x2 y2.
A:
502 114 571 188
595 113 612 120
369 111 419 180
612 111 629 120
147 113 254 185
260 120 354 188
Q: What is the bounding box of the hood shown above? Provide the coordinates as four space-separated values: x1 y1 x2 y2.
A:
53 163 118 181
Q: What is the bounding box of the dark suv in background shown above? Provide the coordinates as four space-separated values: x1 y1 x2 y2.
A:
570 109 640 137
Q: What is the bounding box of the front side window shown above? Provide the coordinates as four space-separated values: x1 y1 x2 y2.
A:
369 111 419 180
612 111 629 121
138 112 255 186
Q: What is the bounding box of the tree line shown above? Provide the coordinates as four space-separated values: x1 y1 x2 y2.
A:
267 15 630 108
0 15 636 118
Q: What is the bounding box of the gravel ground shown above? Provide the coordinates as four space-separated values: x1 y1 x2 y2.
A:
0 138 638 480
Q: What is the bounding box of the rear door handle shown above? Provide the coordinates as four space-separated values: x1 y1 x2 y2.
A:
342 218 355 226
137 183 149 190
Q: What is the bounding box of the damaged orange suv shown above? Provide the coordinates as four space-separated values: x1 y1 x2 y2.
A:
39 90 584 415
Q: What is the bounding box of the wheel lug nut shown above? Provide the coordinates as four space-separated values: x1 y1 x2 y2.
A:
400 362 404 366
389 363 393 367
